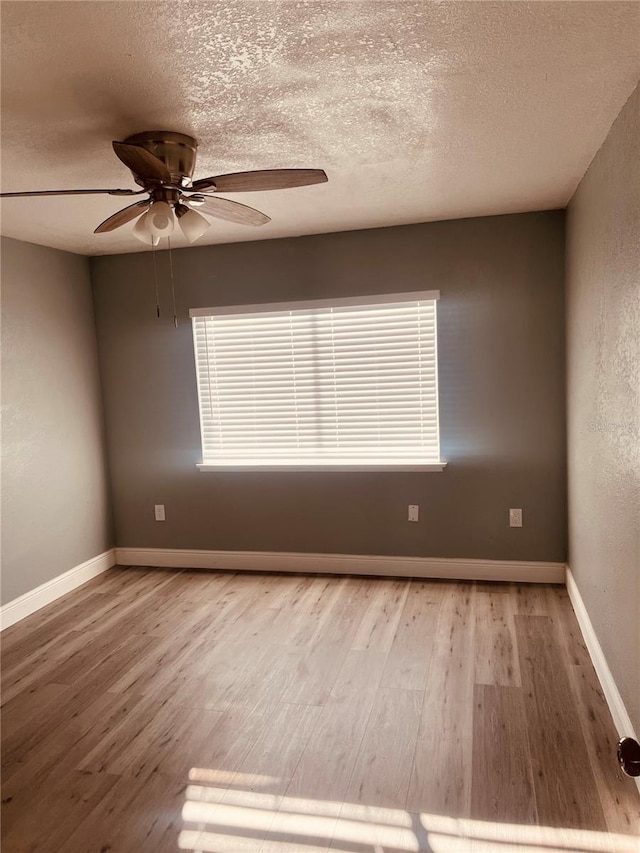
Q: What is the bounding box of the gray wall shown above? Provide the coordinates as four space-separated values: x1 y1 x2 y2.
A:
92 211 566 563
1 237 113 605
566 83 640 732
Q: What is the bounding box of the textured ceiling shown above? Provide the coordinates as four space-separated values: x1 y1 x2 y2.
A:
1 1 639 256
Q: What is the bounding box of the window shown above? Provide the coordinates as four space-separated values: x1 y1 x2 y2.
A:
190 291 444 470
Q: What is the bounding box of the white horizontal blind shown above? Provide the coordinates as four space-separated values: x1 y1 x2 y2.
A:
191 292 441 467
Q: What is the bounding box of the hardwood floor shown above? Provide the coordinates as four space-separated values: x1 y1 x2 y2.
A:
1 568 639 852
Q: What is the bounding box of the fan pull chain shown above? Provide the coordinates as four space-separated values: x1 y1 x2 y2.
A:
168 237 178 328
151 243 160 318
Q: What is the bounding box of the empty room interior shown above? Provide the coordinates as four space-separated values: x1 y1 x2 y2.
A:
1 2 639 851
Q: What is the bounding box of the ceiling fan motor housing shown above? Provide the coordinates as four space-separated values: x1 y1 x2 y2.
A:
123 131 197 187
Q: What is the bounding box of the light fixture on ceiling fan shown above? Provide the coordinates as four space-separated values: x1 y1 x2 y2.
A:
0 131 328 244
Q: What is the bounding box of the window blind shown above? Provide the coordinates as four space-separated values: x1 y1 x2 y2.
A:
190 292 442 468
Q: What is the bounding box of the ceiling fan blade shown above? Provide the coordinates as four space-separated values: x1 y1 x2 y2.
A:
112 141 172 183
94 200 151 233
185 195 270 226
0 188 143 198
191 169 328 193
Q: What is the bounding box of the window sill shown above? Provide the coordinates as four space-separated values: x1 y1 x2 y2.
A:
197 462 447 472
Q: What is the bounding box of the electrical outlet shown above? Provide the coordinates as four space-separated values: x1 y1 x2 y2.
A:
408 504 419 522
509 508 523 527
154 504 166 522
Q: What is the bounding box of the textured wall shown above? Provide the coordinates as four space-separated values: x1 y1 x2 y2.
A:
1 237 113 605
92 211 566 564
566 83 640 731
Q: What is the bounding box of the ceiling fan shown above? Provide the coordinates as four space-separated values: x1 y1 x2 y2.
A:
0 131 328 244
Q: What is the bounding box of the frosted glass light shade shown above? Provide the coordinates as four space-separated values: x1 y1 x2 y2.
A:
133 212 160 245
178 207 210 243
146 201 175 237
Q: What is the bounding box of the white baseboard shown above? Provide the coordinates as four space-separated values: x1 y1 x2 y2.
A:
115 547 565 583
566 567 640 793
1 548 116 630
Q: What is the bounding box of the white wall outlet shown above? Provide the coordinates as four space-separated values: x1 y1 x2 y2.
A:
408 504 419 522
509 508 523 527
154 504 166 522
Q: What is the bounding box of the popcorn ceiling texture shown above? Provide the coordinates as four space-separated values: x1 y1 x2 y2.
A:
1 1 639 255
566 82 640 733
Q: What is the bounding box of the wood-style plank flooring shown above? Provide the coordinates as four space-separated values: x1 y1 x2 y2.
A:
2 568 639 852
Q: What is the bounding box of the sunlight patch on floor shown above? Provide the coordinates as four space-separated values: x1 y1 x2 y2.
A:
178 775 638 853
